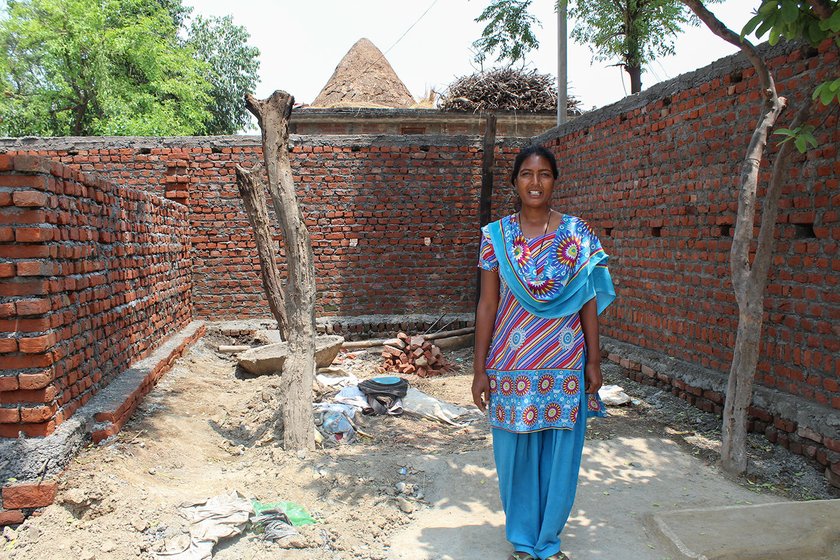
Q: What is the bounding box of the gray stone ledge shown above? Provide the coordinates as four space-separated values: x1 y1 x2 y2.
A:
602 335 840 442
293 107 554 119
0 321 205 482
0 133 486 152
208 313 475 337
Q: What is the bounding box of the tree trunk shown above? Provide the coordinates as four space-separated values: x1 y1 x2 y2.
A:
234 163 289 339
627 65 642 94
243 90 317 451
682 0 815 476
720 306 762 474
719 100 809 474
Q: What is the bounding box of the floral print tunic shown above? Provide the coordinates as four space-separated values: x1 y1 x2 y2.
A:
479 213 608 433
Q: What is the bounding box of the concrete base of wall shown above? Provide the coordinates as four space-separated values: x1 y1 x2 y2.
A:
0 321 206 525
215 313 475 342
602 336 840 490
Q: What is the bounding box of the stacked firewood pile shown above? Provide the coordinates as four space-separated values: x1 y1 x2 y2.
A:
378 332 452 378
440 68 581 114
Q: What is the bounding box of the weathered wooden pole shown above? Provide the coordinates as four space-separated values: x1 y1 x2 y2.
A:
235 163 289 339
236 90 316 450
476 112 497 303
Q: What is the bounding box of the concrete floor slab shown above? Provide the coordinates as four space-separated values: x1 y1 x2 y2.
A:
652 499 840 560
389 436 785 560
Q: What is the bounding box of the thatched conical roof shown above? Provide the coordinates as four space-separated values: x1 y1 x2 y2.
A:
311 38 415 109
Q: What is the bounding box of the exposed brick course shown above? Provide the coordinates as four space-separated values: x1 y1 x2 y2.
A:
0 158 192 436
1 481 57 509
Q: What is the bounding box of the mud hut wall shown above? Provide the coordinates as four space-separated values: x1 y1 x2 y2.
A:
520 41 838 413
0 156 192 437
0 137 488 319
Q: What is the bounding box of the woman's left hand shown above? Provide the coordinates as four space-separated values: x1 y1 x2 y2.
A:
584 361 602 394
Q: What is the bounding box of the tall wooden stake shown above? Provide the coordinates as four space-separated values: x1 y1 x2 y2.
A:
236 90 316 450
476 113 497 302
235 163 289 339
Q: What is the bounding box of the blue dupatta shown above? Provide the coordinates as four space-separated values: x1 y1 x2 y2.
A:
486 214 616 318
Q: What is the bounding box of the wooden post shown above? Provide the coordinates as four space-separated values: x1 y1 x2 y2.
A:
235 163 289 339
236 90 316 450
476 112 497 302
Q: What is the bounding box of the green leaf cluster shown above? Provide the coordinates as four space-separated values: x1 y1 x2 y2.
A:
567 0 700 72
473 0 541 66
472 0 717 94
0 0 260 136
812 77 840 105
773 124 818 152
742 0 840 47
188 15 260 135
741 0 839 115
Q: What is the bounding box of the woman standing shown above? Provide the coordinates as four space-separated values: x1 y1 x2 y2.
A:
472 145 616 560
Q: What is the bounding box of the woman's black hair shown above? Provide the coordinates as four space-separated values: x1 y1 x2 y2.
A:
510 144 559 186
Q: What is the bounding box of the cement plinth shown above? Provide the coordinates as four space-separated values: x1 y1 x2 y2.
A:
652 499 840 560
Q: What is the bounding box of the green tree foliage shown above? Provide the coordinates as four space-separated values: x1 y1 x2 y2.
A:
743 0 839 47
473 0 541 66
0 0 260 136
569 0 700 93
743 0 839 154
188 15 260 134
743 0 839 112
473 0 706 94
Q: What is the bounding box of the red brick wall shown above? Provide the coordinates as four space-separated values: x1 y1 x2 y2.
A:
0 42 836 418
0 156 192 436
7 139 487 318
531 41 838 410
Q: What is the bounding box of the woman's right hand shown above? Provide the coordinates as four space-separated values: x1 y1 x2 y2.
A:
472 368 491 412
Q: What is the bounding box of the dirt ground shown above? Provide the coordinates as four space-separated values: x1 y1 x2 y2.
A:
2 332 837 560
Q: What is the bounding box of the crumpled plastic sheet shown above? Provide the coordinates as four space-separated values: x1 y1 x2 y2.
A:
313 403 357 444
313 402 358 419
402 387 473 426
157 491 253 560
331 385 368 410
251 509 299 541
599 384 631 406
315 373 359 388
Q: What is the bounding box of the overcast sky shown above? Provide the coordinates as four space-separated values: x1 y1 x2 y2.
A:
184 0 760 112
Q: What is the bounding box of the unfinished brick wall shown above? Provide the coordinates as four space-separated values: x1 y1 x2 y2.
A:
6 138 488 318
0 42 836 421
528 41 838 411
0 156 192 436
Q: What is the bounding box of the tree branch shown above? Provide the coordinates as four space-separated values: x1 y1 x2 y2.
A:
235 162 289 339
806 0 835 20
683 0 787 300
748 98 814 300
681 0 775 95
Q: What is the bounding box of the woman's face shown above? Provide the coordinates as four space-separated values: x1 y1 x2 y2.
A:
515 154 556 210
